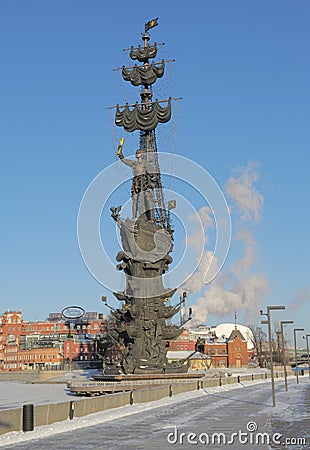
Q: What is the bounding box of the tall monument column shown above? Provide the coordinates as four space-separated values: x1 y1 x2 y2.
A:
104 19 187 374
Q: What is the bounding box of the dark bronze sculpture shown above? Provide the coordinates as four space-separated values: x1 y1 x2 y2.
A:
104 20 188 374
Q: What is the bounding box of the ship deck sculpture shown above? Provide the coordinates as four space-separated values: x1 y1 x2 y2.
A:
104 19 190 375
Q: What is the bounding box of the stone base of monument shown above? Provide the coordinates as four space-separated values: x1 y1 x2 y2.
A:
69 372 205 396
93 373 205 382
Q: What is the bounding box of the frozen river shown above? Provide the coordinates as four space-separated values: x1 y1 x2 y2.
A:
0 376 309 449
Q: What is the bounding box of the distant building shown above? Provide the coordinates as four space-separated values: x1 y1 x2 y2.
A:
227 329 248 368
0 310 108 371
0 311 250 371
167 351 212 370
168 329 196 352
168 324 249 368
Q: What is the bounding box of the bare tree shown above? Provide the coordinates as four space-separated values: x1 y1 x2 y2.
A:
273 321 291 365
246 324 267 367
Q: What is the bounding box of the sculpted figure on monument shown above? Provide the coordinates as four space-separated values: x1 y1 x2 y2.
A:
118 142 156 220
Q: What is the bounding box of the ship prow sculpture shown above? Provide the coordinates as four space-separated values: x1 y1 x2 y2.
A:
103 19 191 375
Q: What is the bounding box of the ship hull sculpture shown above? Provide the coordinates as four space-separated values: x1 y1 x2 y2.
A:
105 19 190 375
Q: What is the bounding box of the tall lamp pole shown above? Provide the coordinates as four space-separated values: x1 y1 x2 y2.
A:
302 334 310 381
260 305 286 407
280 320 294 391
294 328 304 384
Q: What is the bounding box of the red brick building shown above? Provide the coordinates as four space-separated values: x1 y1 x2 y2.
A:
168 329 196 352
204 336 229 368
0 311 106 371
168 327 249 368
227 329 248 368
1 311 250 371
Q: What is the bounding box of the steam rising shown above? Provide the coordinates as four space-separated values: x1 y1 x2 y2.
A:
184 161 269 326
225 161 264 222
288 288 310 311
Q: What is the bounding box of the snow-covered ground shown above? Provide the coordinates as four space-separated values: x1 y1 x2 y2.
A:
0 370 104 411
0 375 309 449
0 382 73 411
0 368 269 411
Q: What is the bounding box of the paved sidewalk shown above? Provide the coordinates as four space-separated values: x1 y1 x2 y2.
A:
0 377 308 449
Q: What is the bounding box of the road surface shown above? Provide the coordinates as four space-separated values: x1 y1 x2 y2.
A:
0 377 309 449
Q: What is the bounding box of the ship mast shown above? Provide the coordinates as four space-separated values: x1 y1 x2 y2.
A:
114 19 174 231
140 30 167 226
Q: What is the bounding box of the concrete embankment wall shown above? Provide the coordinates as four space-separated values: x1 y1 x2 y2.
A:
0 371 70 383
0 372 39 383
0 372 288 435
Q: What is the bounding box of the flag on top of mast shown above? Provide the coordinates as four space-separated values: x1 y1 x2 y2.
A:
145 17 159 32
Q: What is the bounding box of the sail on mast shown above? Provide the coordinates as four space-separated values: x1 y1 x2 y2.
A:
129 42 158 62
115 98 171 132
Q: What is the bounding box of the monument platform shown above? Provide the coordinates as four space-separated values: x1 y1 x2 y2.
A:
69 373 205 396
93 373 205 382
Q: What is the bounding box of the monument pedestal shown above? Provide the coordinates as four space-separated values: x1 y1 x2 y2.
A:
69 372 205 395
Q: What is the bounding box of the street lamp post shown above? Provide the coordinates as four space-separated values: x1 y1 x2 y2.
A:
280 320 294 391
302 334 310 381
58 352 64 371
293 328 304 384
260 305 286 407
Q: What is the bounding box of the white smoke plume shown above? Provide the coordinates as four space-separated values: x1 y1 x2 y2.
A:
184 161 269 326
183 250 215 295
182 206 214 294
225 161 263 222
288 288 310 311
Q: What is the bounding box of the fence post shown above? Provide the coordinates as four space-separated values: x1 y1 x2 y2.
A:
130 391 134 405
23 404 34 432
169 385 173 397
69 400 75 420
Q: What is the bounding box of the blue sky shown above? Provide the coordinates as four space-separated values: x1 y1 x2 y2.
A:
1 1 309 344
